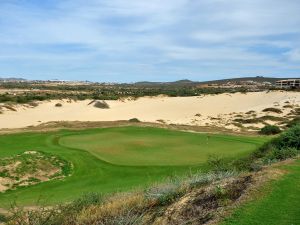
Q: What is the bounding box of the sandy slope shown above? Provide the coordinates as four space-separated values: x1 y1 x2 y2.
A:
0 91 299 130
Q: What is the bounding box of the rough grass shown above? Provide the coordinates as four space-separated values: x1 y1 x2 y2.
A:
0 127 268 208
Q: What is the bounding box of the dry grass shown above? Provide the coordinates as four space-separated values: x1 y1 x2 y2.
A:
76 193 146 225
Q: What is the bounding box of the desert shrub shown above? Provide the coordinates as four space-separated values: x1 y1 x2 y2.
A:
94 100 109 109
259 115 286 121
262 107 282 113
259 125 281 135
245 110 256 115
292 108 300 115
286 117 300 128
28 102 39 107
55 103 62 107
129 118 140 122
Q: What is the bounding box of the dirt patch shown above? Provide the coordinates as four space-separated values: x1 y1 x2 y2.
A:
0 151 72 192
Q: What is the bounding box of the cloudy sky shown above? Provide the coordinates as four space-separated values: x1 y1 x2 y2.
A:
0 0 300 82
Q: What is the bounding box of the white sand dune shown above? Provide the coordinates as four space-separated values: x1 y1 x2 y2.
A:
0 91 299 130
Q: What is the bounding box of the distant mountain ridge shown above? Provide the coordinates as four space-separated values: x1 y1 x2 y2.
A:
133 76 298 86
0 76 298 85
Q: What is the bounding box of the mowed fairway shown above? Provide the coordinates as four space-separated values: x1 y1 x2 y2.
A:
0 126 267 208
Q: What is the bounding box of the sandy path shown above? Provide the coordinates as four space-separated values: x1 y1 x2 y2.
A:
0 91 299 130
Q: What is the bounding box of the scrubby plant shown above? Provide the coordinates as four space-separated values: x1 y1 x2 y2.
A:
207 155 230 172
272 125 300 150
262 107 282 113
128 118 140 122
55 103 62 107
94 100 109 109
259 125 281 135
269 148 298 161
286 117 300 128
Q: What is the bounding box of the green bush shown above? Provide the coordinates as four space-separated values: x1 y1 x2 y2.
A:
286 117 300 128
207 155 230 172
264 147 298 163
273 125 300 150
128 118 140 122
260 125 281 135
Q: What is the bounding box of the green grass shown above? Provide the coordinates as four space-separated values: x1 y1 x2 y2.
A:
222 160 300 225
0 126 267 208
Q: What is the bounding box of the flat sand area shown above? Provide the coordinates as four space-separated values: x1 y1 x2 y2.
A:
0 91 299 130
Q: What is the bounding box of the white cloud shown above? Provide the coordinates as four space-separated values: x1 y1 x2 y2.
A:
0 0 299 81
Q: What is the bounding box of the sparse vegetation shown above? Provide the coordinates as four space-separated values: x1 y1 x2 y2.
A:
55 103 62 107
0 151 72 192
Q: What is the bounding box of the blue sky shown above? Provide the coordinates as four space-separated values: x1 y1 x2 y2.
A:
0 0 300 82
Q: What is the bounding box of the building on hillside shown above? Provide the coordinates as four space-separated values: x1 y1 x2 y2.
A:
276 79 300 89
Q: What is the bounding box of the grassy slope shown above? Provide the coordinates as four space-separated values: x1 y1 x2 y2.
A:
222 160 300 225
0 127 267 208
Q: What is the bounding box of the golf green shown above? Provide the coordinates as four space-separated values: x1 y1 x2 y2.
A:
0 126 268 208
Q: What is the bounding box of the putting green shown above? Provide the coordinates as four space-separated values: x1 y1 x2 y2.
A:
59 127 265 166
0 126 268 208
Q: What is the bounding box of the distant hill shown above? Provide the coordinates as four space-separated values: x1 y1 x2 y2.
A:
0 77 27 82
133 76 297 87
197 76 297 85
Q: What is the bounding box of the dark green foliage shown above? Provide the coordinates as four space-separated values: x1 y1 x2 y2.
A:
272 125 300 150
0 214 7 223
259 125 281 135
129 118 140 122
286 117 300 127
208 155 230 172
265 148 298 162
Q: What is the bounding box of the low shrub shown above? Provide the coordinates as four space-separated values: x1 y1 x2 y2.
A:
28 102 39 107
94 100 109 109
286 117 300 128
129 118 140 122
272 125 300 150
259 125 281 135
262 107 282 113
55 103 62 107
207 155 230 172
